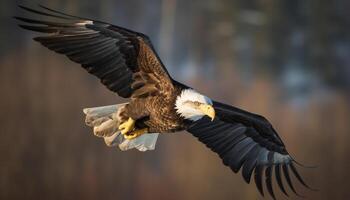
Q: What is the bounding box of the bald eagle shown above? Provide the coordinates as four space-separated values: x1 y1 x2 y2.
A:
16 5 312 199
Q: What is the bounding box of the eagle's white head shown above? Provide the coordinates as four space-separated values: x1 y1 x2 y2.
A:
175 89 215 121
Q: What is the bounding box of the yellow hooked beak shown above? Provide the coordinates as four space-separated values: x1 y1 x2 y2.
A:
199 104 216 121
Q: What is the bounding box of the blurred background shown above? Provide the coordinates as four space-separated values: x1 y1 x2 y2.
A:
1 0 350 199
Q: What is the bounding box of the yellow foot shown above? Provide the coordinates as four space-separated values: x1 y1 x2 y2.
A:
124 128 148 140
118 117 135 135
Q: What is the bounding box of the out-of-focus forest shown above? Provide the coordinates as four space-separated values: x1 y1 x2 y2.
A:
1 0 350 199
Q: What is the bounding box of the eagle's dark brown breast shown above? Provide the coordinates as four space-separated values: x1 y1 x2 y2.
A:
144 87 186 133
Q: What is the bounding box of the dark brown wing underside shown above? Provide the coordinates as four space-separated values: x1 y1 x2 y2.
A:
187 101 312 199
16 5 174 99
131 39 175 99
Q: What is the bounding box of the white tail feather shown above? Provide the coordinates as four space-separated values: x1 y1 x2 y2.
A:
83 104 159 152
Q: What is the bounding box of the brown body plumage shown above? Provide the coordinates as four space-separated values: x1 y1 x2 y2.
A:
118 38 186 133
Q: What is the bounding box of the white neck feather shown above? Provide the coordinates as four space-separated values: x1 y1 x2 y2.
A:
175 89 213 121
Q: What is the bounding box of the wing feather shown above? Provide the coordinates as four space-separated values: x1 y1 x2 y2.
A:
265 166 276 199
187 101 310 197
16 5 174 98
254 164 265 196
275 164 289 196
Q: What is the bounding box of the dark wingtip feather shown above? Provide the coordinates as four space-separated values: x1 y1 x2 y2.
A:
18 24 57 33
14 16 77 27
14 16 45 24
254 165 264 197
275 164 288 196
18 5 73 20
37 4 107 24
13 16 23 23
292 159 318 169
290 163 318 191
265 166 276 200
283 164 305 198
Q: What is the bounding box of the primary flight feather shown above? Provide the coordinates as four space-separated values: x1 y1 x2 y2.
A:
16 5 311 199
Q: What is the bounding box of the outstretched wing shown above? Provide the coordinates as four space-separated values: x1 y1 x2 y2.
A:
15 5 174 98
187 101 311 199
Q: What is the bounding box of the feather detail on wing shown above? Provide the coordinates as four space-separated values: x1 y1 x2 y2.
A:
187 101 312 199
15 5 174 99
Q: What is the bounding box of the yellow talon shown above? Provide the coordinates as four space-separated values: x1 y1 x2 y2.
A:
124 128 148 140
118 117 135 135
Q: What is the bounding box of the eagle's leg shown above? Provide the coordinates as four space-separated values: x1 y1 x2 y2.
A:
118 117 135 135
124 128 148 140
118 100 150 137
